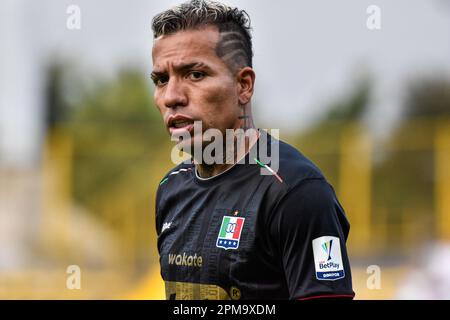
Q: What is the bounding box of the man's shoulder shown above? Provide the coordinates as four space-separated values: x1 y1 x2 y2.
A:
274 138 326 188
158 161 194 187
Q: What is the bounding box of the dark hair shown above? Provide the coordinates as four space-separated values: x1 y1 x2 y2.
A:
152 0 253 70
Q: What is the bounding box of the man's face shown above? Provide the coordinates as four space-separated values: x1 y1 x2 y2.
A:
151 25 241 149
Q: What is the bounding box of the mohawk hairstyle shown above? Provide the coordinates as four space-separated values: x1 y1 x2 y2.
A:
152 0 253 72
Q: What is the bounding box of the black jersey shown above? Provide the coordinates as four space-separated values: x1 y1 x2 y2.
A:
155 131 354 300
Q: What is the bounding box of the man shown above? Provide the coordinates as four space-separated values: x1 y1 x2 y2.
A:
152 0 354 300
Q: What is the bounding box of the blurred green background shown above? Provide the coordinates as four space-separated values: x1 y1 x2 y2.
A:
1 0 450 299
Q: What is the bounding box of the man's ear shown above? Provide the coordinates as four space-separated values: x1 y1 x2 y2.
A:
237 67 256 106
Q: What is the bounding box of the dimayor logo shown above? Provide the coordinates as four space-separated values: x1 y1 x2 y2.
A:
312 236 345 281
322 239 333 261
216 216 245 250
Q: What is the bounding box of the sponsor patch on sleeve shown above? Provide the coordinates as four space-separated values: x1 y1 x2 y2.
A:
312 236 345 281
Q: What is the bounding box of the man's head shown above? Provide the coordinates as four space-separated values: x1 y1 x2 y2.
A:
151 0 256 150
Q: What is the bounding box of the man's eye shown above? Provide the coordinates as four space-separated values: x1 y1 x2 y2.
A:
187 71 205 81
153 76 168 87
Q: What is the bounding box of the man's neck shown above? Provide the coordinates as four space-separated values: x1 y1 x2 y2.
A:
195 125 259 179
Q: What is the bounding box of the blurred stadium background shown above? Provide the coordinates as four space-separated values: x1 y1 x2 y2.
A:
1 0 450 299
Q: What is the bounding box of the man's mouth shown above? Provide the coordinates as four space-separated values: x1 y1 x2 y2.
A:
167 116 196 136
171 119 194 128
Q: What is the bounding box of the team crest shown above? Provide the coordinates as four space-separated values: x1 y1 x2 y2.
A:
216 216 245 250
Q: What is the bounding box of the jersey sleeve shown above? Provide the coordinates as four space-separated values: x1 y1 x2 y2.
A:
269 178 355 300
155 183 164 237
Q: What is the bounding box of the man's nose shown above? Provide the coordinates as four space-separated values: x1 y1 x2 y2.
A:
164 77 188 109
